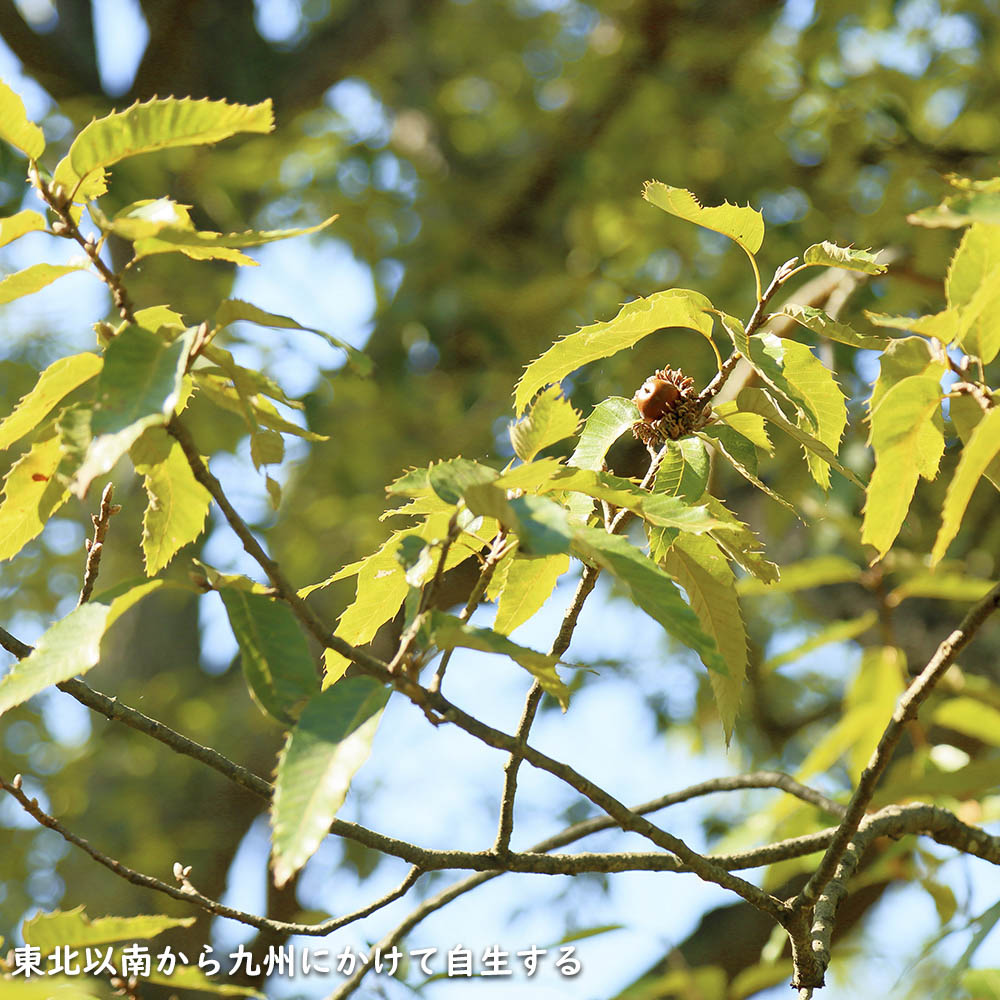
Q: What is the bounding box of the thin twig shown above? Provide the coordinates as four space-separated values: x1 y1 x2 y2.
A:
795 579 1000 916
78 482 120 606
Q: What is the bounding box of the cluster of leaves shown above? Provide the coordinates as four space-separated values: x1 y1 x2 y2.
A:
2 75 1000 999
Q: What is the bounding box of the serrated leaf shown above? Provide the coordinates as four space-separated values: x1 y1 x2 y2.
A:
89 196 194 240
53 96 274 202
932 407 1000 565
869 337 947 412
865 309 958 342
465 485 574 556
801 241 887 274
72 326 194 498
716 410 772 452
862 375 944 560
736 387 863 488
494 553 570 635
0 80 45 159
544 467 723 532
0 209 46 248
763 612 877 672
947 223 1000 308
271 678 389 887
662 533 747 742
219 588 320 725
568 396 640 471
0 353 102 452
653 437 710 502
0 263 89 305
745 333 847 490
907 189 1000 228
514 288 713 414
0 580 162 716
738 555 860 595
0 428 70 562
23 907 194 950
950 393 1000 492
643 181 764 255
697 425 798 516
215 297 370 374
705 497 779 584
427 611 569 707
130 427 211 575
571 527 726 675
775 302 891 349
427 456 498 504
510 386 581 462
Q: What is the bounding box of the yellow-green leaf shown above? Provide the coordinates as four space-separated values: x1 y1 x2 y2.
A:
0 263 89 305
908 189 1000 228
271 678 389 887
738 555 860 595
705 496 779 584
801 241 887 274
0 80 45 159
53 96 274 202
510 386 581 462
130 427 212 576
0 429 69 562
0 209 46 248
0 353 102 452
933 697 1000 747
775 302 891 349
862 374 943 560
643 181 764 255
763 612 877 673
932 407 1000 565
23 907 194 950
950 393 1000 492
0 580 162 716
514 288 713 414
494 552 570 635
662 533 747 743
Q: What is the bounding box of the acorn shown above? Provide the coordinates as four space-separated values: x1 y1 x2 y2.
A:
634 376 681 421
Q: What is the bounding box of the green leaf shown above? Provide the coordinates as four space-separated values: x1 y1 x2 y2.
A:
465 485 574 556
0 977 103 999
130 427 212 575
514 288 713 414
571 527 726 675
427 611 570 707
643 181 764 255
862 375 944 560
947 223 1000 308
568 397 640 471
704 497 779 584
23 907 194 949
0 580 162 716
53 96 274 202
933 697 1000 747
0 209 46 248
697 425 798 516
887 571 995 606
144 963 264 997
950 394 1000 492
736 387 863 488
907 189 1000 228
219 588 321 725
428 457 498 504
775 303 892 350
932 407 1000 565
869 337 947 413
494 552 570 635
510 386 581 462
544 467 723 532
801 241 887 274
0 427 70 562
0 80 45 159
738 555 861 595
865 309 958 343
763 612 878 672
0 353 102 452
653 437 710 502
960 970 1000 1000
271 678 389 887
250 427 285 469
215 297 370 374
662 533 747 742
72 325 193 498
745 333 847 490
0 263 89 305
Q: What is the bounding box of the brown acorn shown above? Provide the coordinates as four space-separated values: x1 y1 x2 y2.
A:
634 377 681 421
